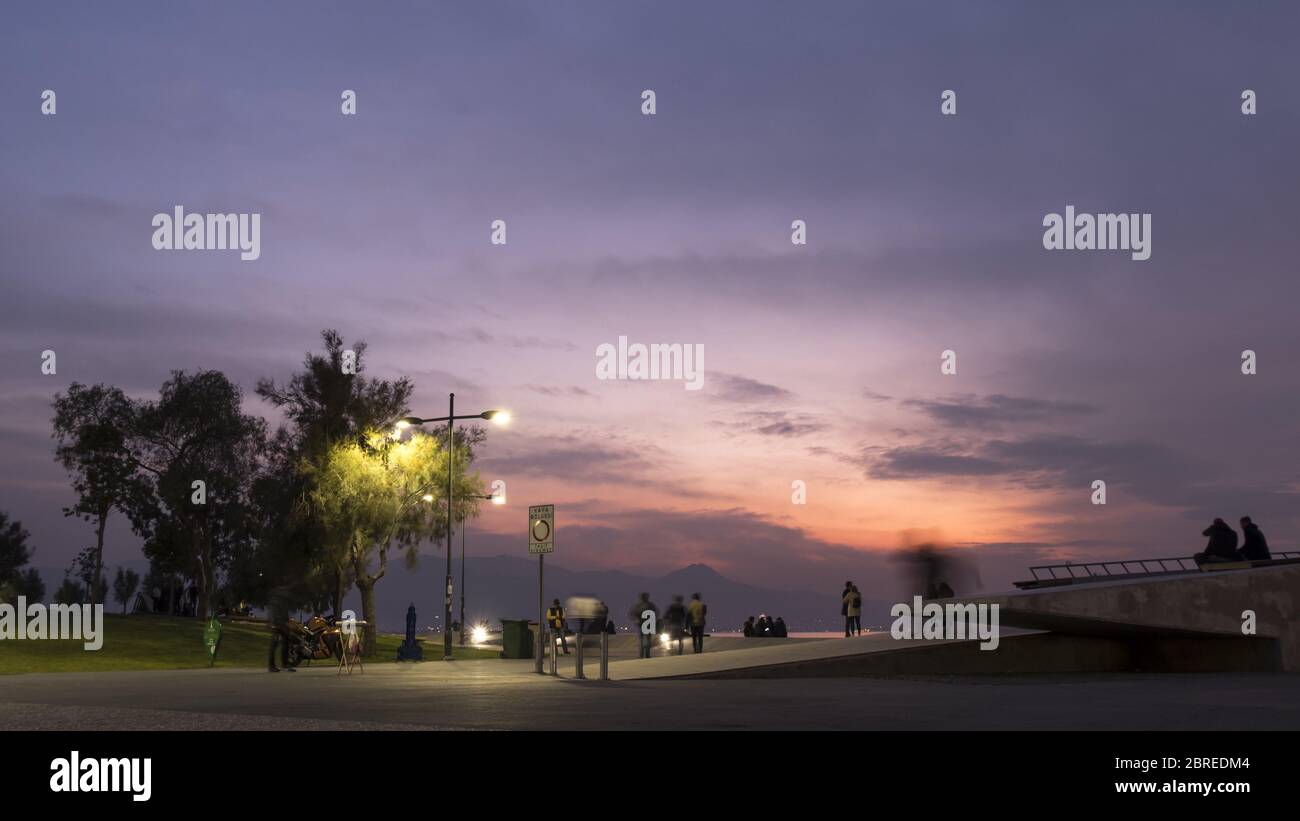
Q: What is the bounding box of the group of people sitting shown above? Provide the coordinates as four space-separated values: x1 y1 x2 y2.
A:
743 614 788 638
1195 516 1272 565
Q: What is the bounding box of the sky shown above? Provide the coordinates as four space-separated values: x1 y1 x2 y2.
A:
2 1 1299 603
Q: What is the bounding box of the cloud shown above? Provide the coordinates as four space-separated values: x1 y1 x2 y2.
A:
734 410 829 438
525 384 594 398
902 394 1098 430
477 436 659 485
865 445 1008 479
707 372 794 403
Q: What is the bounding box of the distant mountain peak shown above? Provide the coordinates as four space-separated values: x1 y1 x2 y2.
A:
663 562 725 581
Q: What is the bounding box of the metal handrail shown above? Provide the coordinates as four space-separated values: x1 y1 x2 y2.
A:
1026 551 1300 582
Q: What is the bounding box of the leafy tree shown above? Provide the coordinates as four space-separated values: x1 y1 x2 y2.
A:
54 577 84 605
68 546 108 606
13 568 46 603
307 430 486 654
142 563 183 615
130 370 265 619
256 330 413 615
257 329 413 458
0 511 34 590
113 566 141 614
51 383 146 608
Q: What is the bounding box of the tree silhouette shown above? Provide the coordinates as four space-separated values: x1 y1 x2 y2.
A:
51 383 146 608
256 330 413 615
0 511 35 604
113 566 141 614
130 370 265 619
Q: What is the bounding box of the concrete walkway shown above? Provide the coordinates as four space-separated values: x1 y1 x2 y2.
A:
4 659 1300 730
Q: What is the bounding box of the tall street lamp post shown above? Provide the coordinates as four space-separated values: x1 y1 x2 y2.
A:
397 397 509 661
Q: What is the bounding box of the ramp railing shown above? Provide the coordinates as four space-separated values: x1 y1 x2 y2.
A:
1015 551 1300 589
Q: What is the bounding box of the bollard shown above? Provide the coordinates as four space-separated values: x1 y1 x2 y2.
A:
549 628 558 676
599 630 609 680
574 621 586 679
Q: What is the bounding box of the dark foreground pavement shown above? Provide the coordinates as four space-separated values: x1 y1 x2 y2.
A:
3 659 1300 730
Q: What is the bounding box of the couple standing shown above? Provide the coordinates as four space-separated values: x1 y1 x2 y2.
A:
841 581 862 637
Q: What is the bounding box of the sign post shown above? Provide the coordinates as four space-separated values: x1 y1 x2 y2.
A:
529 504 555 674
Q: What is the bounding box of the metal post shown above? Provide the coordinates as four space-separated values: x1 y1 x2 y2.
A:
534 554 544 674
599 629 609 680
574 619 586 679
549 626 557 676
458 521 465 646
444 393 454 661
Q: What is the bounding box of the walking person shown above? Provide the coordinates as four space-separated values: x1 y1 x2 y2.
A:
629 592 657 658
266 584 296 673
664 595 687 655
546 598 569 655
687 592 708 654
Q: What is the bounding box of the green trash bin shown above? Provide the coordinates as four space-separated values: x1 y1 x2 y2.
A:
500 618 535 659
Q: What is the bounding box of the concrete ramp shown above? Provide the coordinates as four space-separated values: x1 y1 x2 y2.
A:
972 563 1300 671
610 629 1044 680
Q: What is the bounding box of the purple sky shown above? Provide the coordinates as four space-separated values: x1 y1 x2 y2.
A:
3 1 1299 601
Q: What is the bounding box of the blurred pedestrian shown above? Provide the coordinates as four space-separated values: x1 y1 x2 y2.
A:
546 598 569 655
664 595 687 655
267 584 296 673
629 592 657 658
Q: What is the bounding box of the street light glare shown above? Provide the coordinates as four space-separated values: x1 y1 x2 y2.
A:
483 409 510 425
492 494 506 505
422 493 434 502
395 419 412 430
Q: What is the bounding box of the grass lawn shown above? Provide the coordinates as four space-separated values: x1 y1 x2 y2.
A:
0 613 500 675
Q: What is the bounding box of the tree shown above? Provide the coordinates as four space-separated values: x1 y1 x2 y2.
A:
307 430 486 654
51 384 145 608
0 511 34 590
256 330 413 459
13 568 46 603
54 577 84 605
68 547 108 606
142 562 182 615
130 370 265 620
256 330 413 615
113 566 141 614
